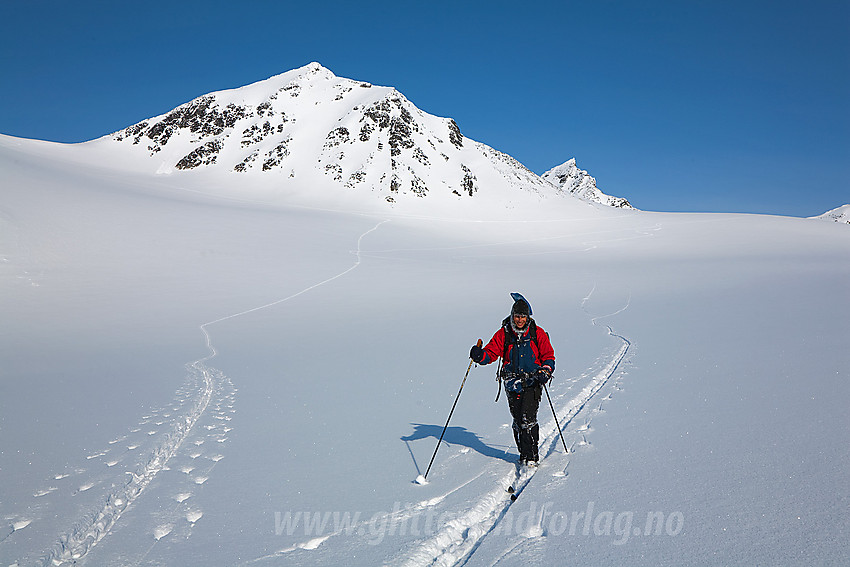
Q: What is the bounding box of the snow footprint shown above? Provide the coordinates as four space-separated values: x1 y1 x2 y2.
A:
74 482 96 494
12 519 32 531
153 523 174 541
0 518 32 544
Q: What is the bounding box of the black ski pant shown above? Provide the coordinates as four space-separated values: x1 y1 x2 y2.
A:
507 384 542 461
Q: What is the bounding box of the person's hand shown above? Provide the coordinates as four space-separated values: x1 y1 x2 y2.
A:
504 375 524 393
470 342 484 363
535 367 552 385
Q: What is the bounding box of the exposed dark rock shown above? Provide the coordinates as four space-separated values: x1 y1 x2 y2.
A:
411 175 428 197
359 122 374 142
389 116 414 156
460 164 477 196
334 87 353 100
324 163 343 182
345 170 366 189
116 96 251 156
241 123 270 147
257 102 273 117
262 138 291 170
114 121 148 143
413 147 430 166
234 150 259 172
359 96 420 158
448 119 463 148
324 127 350 148
175 139 223 170
282 83 301 97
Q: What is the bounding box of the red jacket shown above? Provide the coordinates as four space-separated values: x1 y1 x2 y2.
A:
480 320 555 375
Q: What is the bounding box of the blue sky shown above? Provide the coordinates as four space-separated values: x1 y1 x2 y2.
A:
1 0 847 216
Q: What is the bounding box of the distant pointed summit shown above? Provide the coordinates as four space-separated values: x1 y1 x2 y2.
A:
542 159 634 209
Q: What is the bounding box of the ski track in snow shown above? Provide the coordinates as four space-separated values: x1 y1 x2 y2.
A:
242 473 486 565
396 287 632 567
8 221 386 567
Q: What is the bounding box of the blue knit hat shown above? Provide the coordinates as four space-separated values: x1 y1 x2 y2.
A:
510 292 532 316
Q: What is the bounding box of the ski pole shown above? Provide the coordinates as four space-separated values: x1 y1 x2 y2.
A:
543 382 570 455
423 339 482 481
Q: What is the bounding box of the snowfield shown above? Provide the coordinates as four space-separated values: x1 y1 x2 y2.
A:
1 128 848 567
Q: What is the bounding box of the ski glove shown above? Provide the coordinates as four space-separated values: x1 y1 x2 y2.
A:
535 367 552 385
470 344 484 363
504 375 524 393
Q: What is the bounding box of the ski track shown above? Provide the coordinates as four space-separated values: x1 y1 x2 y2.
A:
6 221 386 567
397 288 632 567
241 472 486 565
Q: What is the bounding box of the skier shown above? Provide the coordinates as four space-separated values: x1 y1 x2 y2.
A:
470 293 555 466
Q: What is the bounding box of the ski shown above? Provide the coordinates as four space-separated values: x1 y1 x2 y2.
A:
506 462 538 501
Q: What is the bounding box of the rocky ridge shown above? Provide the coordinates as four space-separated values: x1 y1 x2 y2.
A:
104 63 632 209
106 63 557 205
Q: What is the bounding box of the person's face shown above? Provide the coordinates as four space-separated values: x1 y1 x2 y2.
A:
513 313 528 329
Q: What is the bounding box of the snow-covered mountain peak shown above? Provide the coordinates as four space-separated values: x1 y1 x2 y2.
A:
542 158 634 209
92 64 578 211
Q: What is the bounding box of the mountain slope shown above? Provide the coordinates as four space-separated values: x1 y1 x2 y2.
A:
94 62 559 209
811 204 850 224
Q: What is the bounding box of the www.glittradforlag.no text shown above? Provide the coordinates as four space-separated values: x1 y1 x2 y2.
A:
275 500 684 546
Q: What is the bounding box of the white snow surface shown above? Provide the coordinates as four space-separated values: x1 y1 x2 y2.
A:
811 203 850 224
1 103 849 565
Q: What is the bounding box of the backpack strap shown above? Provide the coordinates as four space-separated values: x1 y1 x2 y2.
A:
500 317 539 365
495 317 510 403
501 317 512 361
528 319 539 349
494 317 541 403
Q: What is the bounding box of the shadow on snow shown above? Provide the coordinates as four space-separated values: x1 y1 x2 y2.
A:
401 423 516 476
